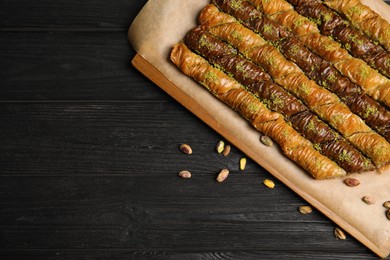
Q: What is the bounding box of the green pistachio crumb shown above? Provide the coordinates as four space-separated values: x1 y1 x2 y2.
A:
231 30 243 41
313 143 322 152
230 0 243 10
338 150 352 163
323 13 332 22
300 83 311 96
263 24 274 34
204 70 218 83
348 6 362 16
363 106 378 119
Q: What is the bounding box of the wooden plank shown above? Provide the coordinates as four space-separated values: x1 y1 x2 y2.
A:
0 250 379 260
0 0 148 30
0 32 167 100
0 102 255 175
0 175 367 252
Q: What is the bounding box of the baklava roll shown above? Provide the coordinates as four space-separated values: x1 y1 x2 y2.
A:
170 43 347 179
185 26 374 172
254 2 390 108
323 0 390 52
286 0 390 79
211 0 390 141
199 3 390 169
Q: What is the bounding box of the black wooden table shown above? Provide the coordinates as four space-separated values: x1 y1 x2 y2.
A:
0 1 388 259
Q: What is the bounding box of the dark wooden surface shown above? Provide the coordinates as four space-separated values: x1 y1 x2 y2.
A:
0 1 389 259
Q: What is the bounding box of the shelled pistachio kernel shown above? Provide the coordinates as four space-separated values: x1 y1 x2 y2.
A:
386 209 390 221
216 140 225 154
260 135 273 147
240 158 247 170
179 144 192 154
263 179 275 189
362 196 375 205
343 177 360 187
178 170 192 179
334 227 347 240
222 145 231 156
216 169 229 182
383 201 390 209
299 205 313 214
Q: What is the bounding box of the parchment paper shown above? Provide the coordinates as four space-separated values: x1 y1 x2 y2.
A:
128 0 390 257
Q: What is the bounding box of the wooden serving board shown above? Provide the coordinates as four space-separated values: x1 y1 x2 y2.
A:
131 53 389 258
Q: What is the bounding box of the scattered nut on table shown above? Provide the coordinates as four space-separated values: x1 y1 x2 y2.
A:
216 169 229 182
334 227 347 240
240 158 247 170
260 135 273 147
383 201 390 209
222 144 231 156
362 196 375 205
343 177 360 187
179 144 192 154
299 205 313 214
386 209 390 221
216 140 225 154
263 179 275 189
178 170 192 179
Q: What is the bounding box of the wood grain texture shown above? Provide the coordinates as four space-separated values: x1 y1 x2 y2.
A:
0 102 253 175
0 0 148 30
0 250 379 260
0 176 367 251
0 0 389 259
0 32 167 100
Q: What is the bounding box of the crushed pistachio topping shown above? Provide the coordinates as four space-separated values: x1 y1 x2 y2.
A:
314 157 325 171
231 30 243 41
372 144 386 158
305 119 317 133
269 93 284 109
289 44 300 56
360 66 370 80
338 149 352 163
321 80 328 88
267 55 276 67
347 6 362 16
204 70 218 83
235 61 248 77
363 158 371 167
309 17 321 25
363 105 378 119
230 0 243 11
324 43 337 52
300 83 311 96
199 35 215 51
331 113 344 127
327 73 337 83
313 143 322 152
323 13 332 22
294 17 307 27
344 43 351 51
385 58 390 68
348 34 364 46
262 98 271 108
247 101 261 114
263 24 274 34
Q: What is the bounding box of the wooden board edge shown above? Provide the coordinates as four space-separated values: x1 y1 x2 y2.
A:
131 53 390 259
